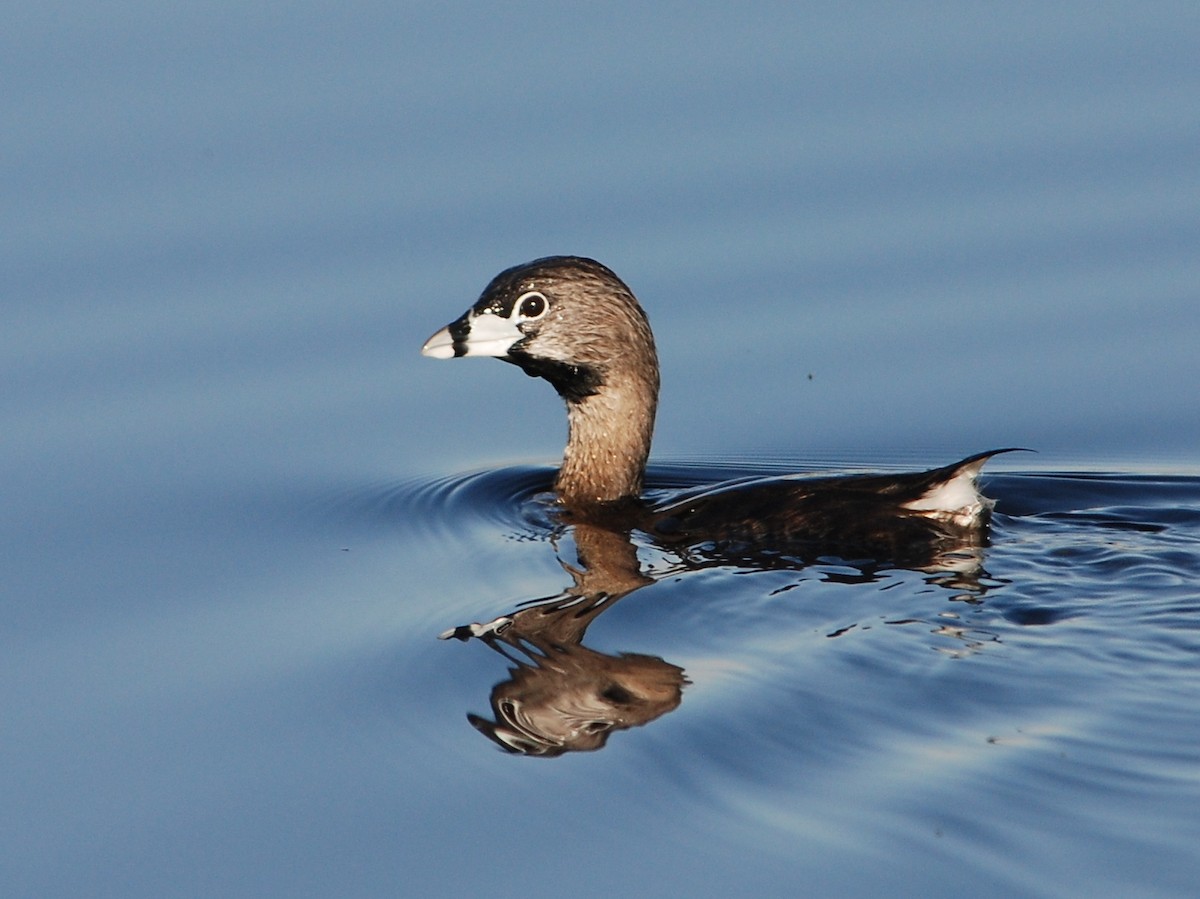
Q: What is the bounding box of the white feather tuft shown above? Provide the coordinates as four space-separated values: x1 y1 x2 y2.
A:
902 467 995 526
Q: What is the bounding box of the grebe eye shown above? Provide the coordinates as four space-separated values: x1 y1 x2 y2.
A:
516 291 548 319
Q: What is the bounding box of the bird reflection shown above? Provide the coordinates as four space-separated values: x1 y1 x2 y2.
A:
442 523 686 756
442 505 1001 757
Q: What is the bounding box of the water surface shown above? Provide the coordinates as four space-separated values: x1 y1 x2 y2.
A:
4 3 1199 897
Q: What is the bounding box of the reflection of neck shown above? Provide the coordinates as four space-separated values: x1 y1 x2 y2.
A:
556 370 657 506
566 522 653 599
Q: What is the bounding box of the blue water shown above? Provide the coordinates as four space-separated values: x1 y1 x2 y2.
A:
4 3 1199 897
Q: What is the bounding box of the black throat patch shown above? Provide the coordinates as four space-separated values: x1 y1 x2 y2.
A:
507 351 602 404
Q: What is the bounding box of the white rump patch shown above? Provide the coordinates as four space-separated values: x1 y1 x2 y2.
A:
902 468 995 526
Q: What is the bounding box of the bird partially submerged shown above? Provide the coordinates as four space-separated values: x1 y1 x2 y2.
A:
423 256 1016 561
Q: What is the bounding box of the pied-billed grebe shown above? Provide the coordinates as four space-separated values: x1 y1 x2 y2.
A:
422 256 1014 554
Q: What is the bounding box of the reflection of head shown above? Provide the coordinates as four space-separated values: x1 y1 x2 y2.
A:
469 644 687 756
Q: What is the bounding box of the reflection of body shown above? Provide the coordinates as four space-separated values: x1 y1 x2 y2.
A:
443 512 993 756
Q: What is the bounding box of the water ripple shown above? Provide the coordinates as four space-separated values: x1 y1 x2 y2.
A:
344 465 559 542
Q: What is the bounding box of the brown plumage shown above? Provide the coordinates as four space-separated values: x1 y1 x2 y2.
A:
423 256 1014 559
